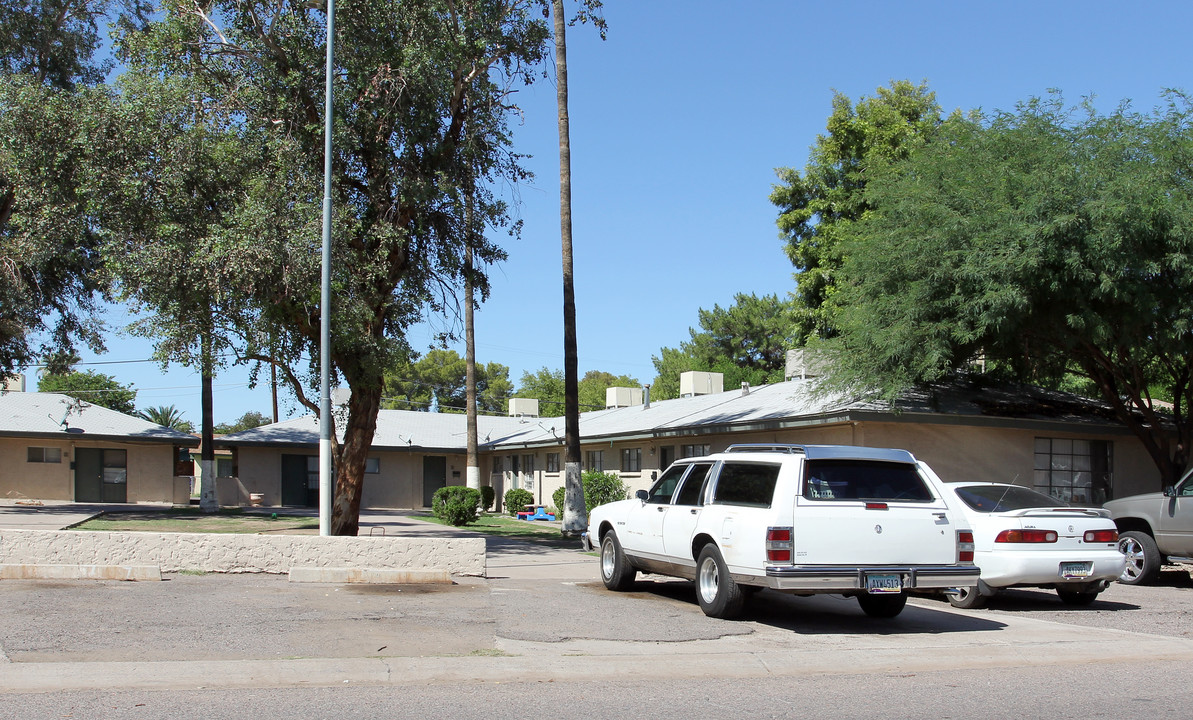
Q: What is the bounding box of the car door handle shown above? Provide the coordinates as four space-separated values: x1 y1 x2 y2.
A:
690 508 698 515
657 506 666 512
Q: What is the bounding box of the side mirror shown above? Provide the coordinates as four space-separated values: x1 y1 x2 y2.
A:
1164 486 1176 497
635 489 649 502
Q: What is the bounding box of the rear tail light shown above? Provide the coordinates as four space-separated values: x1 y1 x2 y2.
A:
865 502 888 510
1084 529 1118 543
957 530 974 563
995 529 1058 543
767 526 793 563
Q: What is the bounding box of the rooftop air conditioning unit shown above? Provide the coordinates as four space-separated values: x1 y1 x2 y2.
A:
508 397 540 418
679 371 723 398
605 387 643 409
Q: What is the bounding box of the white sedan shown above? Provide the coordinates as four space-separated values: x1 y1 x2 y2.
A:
929 481 1125 608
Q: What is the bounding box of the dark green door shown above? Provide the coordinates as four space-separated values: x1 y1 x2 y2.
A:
422 456 447 507
75 448 127 503
281 454 318 507
75 448 102 502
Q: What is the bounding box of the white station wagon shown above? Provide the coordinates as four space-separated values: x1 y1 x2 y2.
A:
583 444 979 619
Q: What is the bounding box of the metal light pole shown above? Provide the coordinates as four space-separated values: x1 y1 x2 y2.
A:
318 0 336 536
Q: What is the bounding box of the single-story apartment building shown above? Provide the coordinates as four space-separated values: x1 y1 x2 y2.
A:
0 390 199 504
216 371 1165 511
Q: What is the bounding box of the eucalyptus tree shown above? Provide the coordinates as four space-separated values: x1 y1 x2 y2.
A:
116 0 555 534
828 94 1193 487
0 0 149 376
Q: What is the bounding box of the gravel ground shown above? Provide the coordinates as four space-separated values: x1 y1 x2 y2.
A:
911 565 1193 639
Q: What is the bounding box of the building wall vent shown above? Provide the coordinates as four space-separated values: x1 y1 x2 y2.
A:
508 397 540 418
605 386 643 409
679 371 724 398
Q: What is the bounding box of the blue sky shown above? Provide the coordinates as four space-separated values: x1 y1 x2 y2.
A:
55 0 1193 425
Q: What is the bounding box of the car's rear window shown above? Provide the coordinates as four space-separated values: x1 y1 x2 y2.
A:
711 462 781 508
954 484 1068 513
802 460 933 502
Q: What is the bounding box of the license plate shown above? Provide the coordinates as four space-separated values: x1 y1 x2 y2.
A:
1059 562 1091 579
865 573 902 594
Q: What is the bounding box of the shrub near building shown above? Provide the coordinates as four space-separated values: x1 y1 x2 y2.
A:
504 488 534 516
553 470 630 517
432 486 482 527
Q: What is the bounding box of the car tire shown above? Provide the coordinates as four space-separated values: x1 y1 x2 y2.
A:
857 592 908 618
947 586 988 609
599 531 636 591
1056 589 1100 606
1118 531 1161 585
695 544 745 619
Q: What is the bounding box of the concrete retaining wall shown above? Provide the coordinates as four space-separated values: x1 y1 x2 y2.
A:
0 530 486 576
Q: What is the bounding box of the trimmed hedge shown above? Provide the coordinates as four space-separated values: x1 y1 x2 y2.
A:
504 488 534 516
432 486 481 526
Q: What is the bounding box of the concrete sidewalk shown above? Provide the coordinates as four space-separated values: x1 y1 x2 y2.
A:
2 502 1192 693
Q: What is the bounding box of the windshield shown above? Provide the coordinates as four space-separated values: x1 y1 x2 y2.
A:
954 484 1069 513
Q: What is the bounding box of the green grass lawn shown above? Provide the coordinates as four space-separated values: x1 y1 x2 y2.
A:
413 511 580 546
73 509 319 534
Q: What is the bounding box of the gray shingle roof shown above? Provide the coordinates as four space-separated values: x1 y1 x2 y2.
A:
0 392 200 445
215 376 1127 453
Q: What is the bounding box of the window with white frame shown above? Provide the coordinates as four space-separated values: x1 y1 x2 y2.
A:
681 443 710 458
1034 438 1113 504
585 450 604 472
621 448 641 473
27 447 62 463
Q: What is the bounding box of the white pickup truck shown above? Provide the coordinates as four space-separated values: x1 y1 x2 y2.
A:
1104 466 1193 584
583 444 979 619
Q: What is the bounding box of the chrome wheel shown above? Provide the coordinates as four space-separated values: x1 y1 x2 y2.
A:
1117 531 1160 585
697 554 720 605
601 540 616 579
694 545 744 618
948 585 987 609
598 531 635 591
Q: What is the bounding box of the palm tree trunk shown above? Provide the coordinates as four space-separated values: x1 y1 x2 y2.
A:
199 321 217 513
554 0 586 537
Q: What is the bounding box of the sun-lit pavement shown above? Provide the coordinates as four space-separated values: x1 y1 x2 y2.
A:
2 502 1192 693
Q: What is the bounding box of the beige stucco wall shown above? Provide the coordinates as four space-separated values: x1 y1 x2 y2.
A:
526 420 1160 508
229 419 1165 510
234 447 468 508
0 438 180 503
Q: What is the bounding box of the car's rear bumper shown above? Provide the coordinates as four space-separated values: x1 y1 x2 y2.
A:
975 549 1126 587
763 564 981 592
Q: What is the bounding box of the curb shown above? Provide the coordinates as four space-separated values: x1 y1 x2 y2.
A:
287 567 451 584
0 564 161 581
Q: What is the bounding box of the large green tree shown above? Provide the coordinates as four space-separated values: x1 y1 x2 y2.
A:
117 0 555 534
827 93 1193 487
651 293 795 400
770 80 944 342
0 1 147 376
514 367 636 414
38 369 137 414
383 349 512 414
